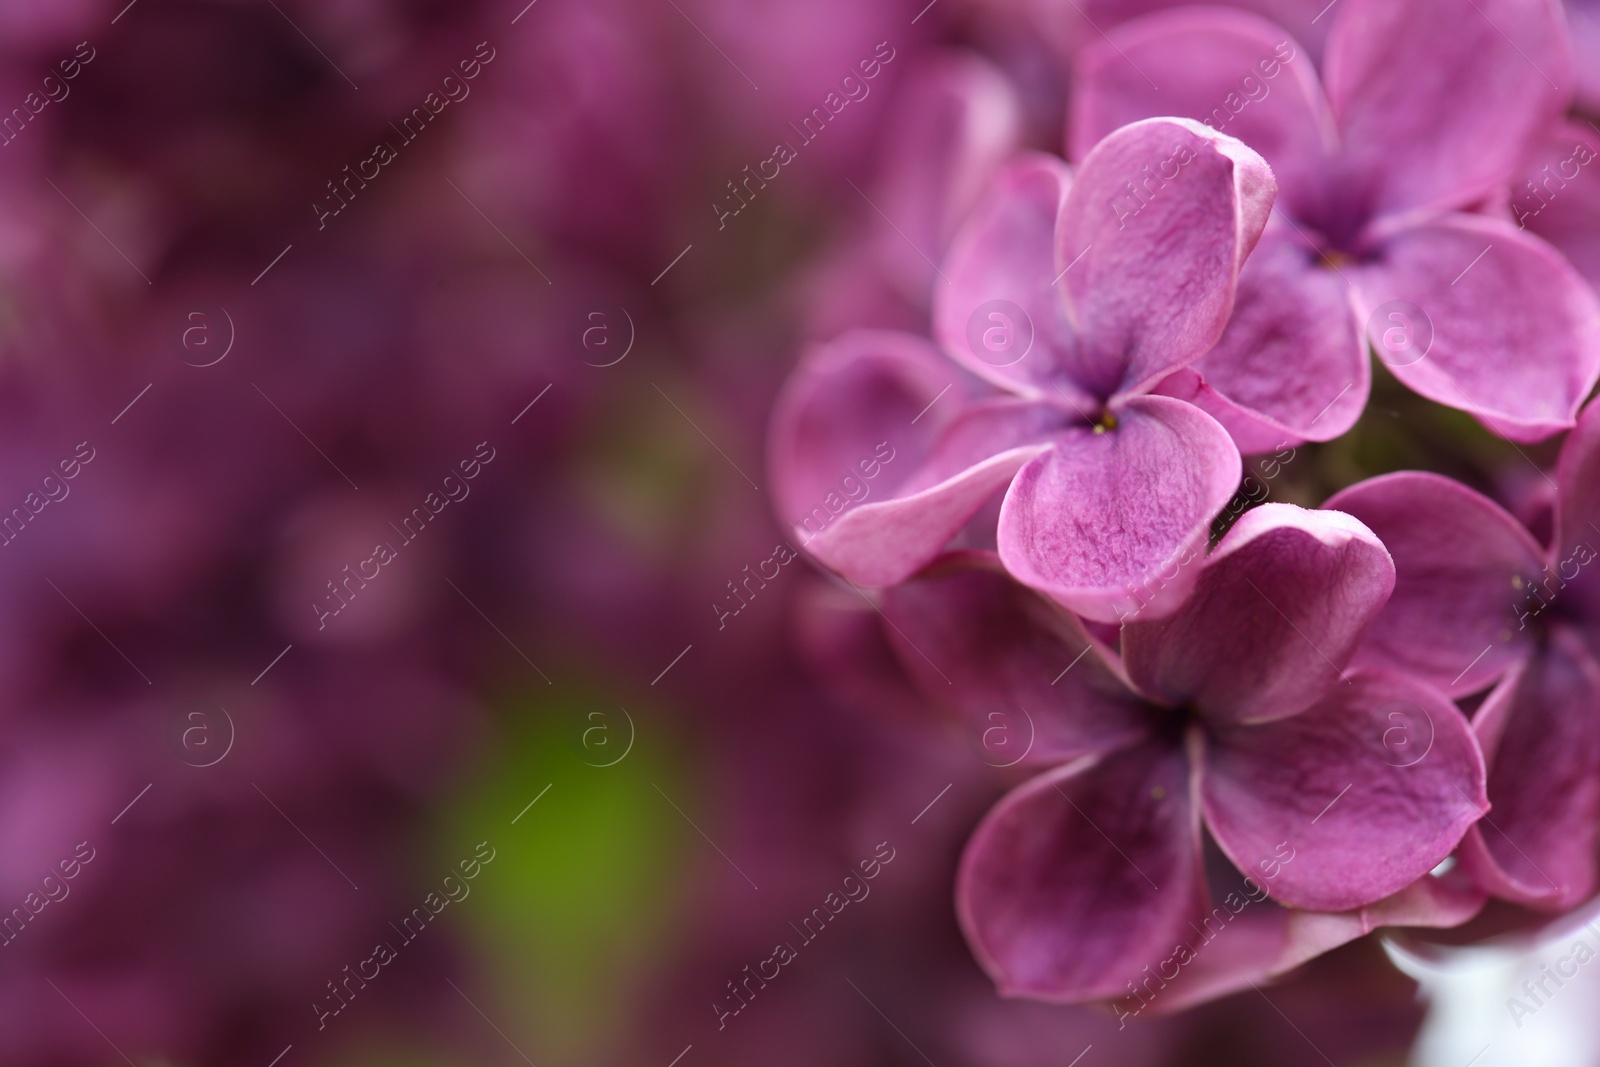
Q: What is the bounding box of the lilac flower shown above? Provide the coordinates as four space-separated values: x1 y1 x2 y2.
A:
881 505 1487 1006
1326 400 1600 911
1072 0 1600 450
772 118 1272 621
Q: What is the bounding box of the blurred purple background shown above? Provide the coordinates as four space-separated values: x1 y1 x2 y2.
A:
0 0 1546 1064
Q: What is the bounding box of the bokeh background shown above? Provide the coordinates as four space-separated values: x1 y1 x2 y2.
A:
1 0 1584 1064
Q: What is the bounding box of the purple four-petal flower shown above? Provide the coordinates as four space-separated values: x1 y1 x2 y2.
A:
1073 0 1600 449
772 117 1272 621
881 504 1487 1007
1329 399 1600 911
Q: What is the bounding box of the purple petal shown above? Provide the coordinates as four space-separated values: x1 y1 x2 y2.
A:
1059 117 1276 398
1173 228 1369 450
1112 901 1289 1016
1070 9 1335 215
769 330 1053 586
934 154 1094 404
1281 865 1487 969
997 395 1241 624
1515 122 1600 292
874 52 1024 304
1574 0 1600 113
1043 0 1334 60
1555 398 1600 596
956 740 1204 1002
1326 472 1546 698
1203 668 1487 911
1123 503 1393 723
1324 0 1572 217
1354 214 1600 443
771 329 961 523
1459 629 1600 910
1124 851 1486 1017
808 401 1059 587
881 554 1151 767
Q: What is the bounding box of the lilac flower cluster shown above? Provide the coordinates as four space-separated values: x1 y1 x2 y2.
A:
773 0 1600 1015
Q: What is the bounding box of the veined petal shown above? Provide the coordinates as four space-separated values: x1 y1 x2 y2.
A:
956 739 1204 1002
1327 472 1546 698
997 395 1241 624
1281 865 1487 971
770 329 962 525
1123 503 1393 723
1554 399 1600 609
1070 9 1336 215
769 329 1054 587
805 398 1058 587
934 155 1091 402
1353 214 1600 443
1203 669 1486 911
882 555 1150 767
1459 630 1600 910
1175 228 1368 450
1058 117 1276 399
1324 0 1572 218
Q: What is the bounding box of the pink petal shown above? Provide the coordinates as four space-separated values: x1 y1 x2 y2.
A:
997 395 1242 624
1323 0 1572 218
956 740 1205 1002
881 554 1151 767
1110 898 1290 1017
934 154 1094 403
1514 122 1600 292
1353 214 1600 443
1040 0 1334 62
1573 0 1600 112
1059 117 1276 398
1459 629 1600 910
1554 398 1600 591
768 330 1052 587
1326 472 1547 698
1070 9 1336 215
1175 228 1368 450
1121 856 1486 1018
1203 669 1487 912
808 401 1059 587
770 329 961 524
1123 503 1393 724
1281 865 1487 971
874 52 1024 305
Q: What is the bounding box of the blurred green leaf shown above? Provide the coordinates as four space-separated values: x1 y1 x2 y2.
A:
432 681 688 1063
